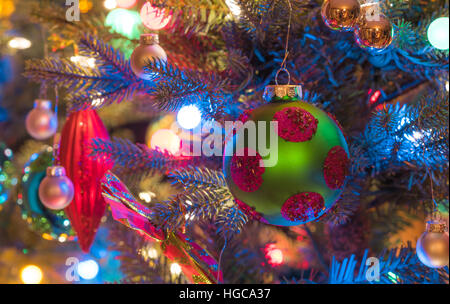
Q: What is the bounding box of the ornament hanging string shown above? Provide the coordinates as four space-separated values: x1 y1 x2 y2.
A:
275 0 293 86
52 86 60 165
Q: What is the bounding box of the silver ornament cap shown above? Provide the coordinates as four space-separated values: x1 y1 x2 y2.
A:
38 166 74 210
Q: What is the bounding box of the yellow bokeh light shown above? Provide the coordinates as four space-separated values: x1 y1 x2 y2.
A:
79 0 93 13
20 265 43 284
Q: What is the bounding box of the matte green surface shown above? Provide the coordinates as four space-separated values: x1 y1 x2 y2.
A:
224 99 349 226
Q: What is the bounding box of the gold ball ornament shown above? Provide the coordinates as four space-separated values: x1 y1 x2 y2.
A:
354 14 393 52
25 100 58 140
321 0 361 32
38 166 74 210
416 222 449 268
130 34 167 80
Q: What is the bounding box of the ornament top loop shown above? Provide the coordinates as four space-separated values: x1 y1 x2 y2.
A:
46 165 67 177
275 68 291 86
140 33 159 45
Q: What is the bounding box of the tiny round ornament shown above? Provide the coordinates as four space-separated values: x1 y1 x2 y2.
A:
321 0 361 32
416 221 449 268
17 147 75 241
223 85 350 226
130 34 167 80
354 13 393 52
39 166 74 210
25 99 57 140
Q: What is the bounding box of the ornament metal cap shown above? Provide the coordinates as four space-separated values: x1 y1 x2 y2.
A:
140 33 159 45
46 165 67 177
426 221 448 233
263 68 303 102
263 85 303 102
34 99 52 110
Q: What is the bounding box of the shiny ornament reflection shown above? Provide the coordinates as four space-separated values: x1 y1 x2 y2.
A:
354 14 393 52
321 0 361 32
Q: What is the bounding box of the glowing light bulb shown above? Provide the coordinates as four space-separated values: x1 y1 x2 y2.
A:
20 265 43 284
170 263 182 276
8 37 31 50
147 247 158 259
264 243 283 267
225 0 241 16
140 2 172 30
446 81 449 92
150 129 181 155
427 17 449 50
70 56 96 68
177 105 202 130
105 8 142 39
77 259 99 280
139 191 156 203
104 0 117 10
116 0 136 8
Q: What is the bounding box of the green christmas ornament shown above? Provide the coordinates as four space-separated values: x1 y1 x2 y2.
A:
17 146 75 241
223 84 350 226
1 142 16 207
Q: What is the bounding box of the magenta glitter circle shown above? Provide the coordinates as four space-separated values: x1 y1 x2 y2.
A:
281 192 325 222
230 148 265 192
323 146 349 189
273 107 318 142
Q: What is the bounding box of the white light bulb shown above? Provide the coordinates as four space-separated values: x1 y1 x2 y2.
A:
8 37 32 50
20 265 43 284
104 0 117 10
177 105 202 130
170 263 182 276
77 259 99 280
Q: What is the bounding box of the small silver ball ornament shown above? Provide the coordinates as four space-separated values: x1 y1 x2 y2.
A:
38 166 74 210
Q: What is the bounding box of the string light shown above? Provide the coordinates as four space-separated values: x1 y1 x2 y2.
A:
116 0 137 8
177 105 202 130
264 243 284 267
70 56 96 68
104 0 117 10
150 129 181 155
77 259 99 280
20 265 43 284
170 263 182 276
8 37 32 50
105 8 142 39
139 191 156 203
427 17 449 50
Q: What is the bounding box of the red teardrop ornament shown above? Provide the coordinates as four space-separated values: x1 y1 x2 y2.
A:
60 109 113 252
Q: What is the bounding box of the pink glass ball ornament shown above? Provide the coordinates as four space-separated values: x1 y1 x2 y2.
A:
25 99 58 140
38 166 74 210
